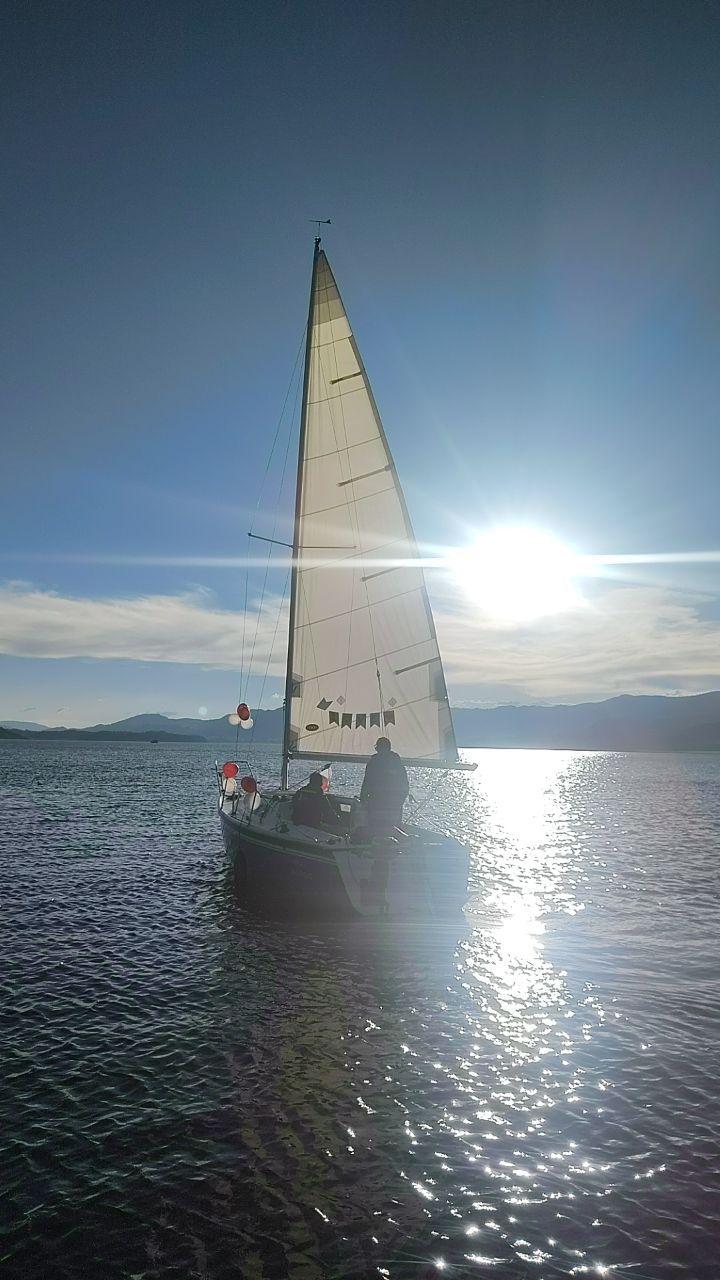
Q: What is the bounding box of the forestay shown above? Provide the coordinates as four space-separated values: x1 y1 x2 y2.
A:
286 248 460 766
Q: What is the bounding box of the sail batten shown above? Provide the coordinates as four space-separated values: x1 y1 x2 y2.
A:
286 247 459 768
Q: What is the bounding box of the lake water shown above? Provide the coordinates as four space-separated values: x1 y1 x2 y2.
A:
2 741 720 1279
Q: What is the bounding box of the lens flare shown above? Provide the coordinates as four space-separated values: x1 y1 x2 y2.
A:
451 527 584 621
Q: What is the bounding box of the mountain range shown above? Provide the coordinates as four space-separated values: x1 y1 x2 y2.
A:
4 691 720 750
451 691 720 751
0 724 205 742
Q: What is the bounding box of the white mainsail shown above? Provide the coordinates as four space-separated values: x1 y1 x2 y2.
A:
285 245 459 767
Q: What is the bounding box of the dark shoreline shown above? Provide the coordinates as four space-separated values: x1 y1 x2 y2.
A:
0 729 206 743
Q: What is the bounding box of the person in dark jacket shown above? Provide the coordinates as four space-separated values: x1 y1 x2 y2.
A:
291 773 338 830
360 738 409 832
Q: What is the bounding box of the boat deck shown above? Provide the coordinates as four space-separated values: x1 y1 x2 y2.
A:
219 786 470 921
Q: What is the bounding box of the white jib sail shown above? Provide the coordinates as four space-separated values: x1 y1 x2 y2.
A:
287 250 459 766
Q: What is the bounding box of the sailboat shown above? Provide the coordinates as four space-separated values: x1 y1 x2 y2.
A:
218 237 475 919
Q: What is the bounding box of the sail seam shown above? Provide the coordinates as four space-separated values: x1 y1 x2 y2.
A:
304 486 395 518
295 584 422 630
295 639 436 685
309 386 366 404
306 436 380 461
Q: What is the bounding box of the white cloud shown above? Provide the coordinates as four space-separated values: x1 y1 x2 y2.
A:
2 579 720 704
433 582 720 702
0 583 288 674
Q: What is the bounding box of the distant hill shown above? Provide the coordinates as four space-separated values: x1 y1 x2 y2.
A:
1 720 53 732
82 711 283 742
36 730 207 742
4 727 205 743
4 692 720 751
94 692 720 750
452 691 720 751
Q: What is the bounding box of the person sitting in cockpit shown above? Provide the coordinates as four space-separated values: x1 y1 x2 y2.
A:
291 773 339 831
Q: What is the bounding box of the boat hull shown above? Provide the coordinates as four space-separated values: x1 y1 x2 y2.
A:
219 805 470 921
220 807 357 918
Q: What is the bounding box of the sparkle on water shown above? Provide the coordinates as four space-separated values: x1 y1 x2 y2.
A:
2 740 719 1277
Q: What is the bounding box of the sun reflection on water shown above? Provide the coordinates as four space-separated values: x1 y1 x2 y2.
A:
409 750 616 1274
464 748 590 923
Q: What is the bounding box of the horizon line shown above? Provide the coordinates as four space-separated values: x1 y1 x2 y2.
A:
4 686 720 730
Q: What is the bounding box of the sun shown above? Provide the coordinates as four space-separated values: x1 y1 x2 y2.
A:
450 527 584 621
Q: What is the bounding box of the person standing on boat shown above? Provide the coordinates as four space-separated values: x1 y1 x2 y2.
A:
360 738 409 833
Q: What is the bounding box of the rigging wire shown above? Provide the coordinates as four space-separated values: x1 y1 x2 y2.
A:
242 369 301 706
247 565 291 749
405 768 449 829
236 327 306 704
233 328 305 756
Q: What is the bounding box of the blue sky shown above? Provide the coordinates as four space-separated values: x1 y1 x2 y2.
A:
2 0 720 725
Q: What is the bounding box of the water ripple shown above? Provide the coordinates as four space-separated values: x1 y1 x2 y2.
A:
2 741 720 1276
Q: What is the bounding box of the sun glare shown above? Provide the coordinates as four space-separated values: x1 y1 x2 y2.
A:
451 527 584 621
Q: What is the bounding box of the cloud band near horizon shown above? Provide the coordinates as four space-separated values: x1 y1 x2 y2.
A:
2 579 720 704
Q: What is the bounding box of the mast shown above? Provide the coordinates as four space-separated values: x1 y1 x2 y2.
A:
281 236 321 788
